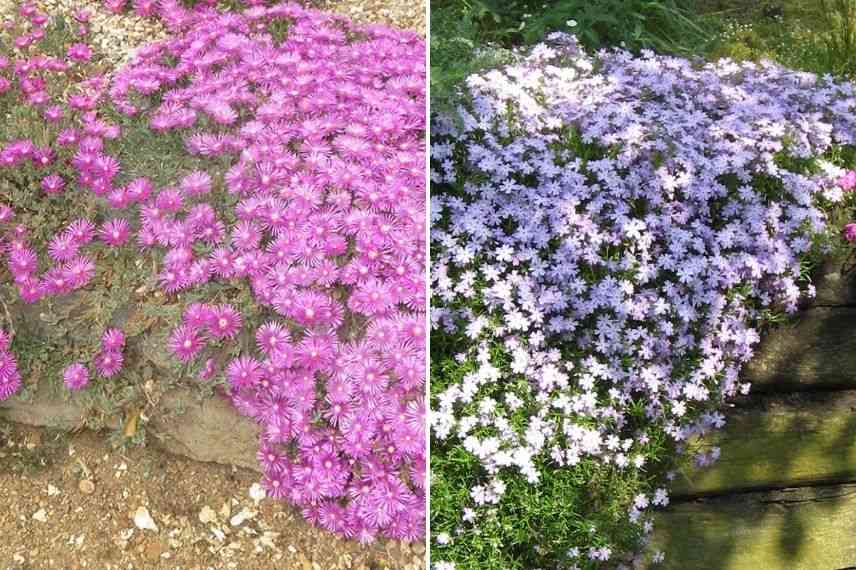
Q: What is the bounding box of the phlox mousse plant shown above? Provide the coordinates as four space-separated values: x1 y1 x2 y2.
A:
0 0 426 544
430 33 856 569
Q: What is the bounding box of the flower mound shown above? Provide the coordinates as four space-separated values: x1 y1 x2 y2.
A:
431 34 856 566
109 4 426 542
0 0 425 544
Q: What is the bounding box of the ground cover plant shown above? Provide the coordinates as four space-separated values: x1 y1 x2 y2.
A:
0 0 426 544
429 32 856 568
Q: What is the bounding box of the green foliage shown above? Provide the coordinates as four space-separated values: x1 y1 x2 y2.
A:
702 1 856 80
430 330 673 569
430 0 712 111
818 0 856 75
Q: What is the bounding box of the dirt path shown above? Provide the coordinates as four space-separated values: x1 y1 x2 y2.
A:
0 421 424 570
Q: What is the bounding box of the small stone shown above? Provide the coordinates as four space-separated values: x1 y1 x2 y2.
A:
133 507 158 532
32 509 48 523
248 482 266 504
144 541 164 562
198 506 217 524
78 480 95 495
229 508 255 527
46 484 60 497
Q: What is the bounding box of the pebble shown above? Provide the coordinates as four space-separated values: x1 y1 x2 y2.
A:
199 506 217 525
32 509 48 523
133 506 158 532
78 479 95 495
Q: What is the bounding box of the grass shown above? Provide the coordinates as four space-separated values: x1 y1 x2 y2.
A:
699 1 856 79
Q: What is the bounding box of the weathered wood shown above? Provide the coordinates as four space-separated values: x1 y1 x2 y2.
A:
673 391 856 496
653 484 856 569
0 381 261 472
812 256 856 307
744 307 856 391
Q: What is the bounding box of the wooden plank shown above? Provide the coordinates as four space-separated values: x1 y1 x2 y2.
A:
653 484 856 569
672 391 856 496
745 307 856 391
812 256 856 307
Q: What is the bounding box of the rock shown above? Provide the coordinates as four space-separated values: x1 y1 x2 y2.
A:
198 506 217 525
229 508 255 527
0 383 261 473
812 254 856 306
248 482 266 504
32 509 48 523
144 540 164 562
78 480 95 495
133 507 158 532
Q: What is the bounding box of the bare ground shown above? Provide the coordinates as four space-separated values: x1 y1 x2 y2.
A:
0 421 424 570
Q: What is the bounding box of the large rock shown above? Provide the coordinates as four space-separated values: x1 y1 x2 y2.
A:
673 391 856 497
0 380 261 472
653 483 856 569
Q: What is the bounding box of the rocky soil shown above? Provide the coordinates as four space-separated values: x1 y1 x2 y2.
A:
0 421 425 570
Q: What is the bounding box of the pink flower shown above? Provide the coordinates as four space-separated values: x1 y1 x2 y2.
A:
67 43 93 62
101 328 125 351
255 321 290 354
180 171 212 196
93 350 123 378
99 218 131 246
63 363 90 390
210 304 242 338
844 222 856 243
183 303 215 328
168 325 206 362
838 171 856 191
41 174 65 194
66 219 96 244
226 355 262 390
48 234 79 262
63 256 96 288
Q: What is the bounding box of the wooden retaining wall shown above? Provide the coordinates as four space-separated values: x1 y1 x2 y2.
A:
653 259 856 569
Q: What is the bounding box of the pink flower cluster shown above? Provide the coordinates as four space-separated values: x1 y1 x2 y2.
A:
0 330 21 401
62 328 126 391
0 0 426 543
840 172 856 242
107 3 426 542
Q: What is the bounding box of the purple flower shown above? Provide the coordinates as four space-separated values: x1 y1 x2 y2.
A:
41 174 65 194
844 223 856 243
210 304 242 339
67 43 93 62
226 355 261 390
